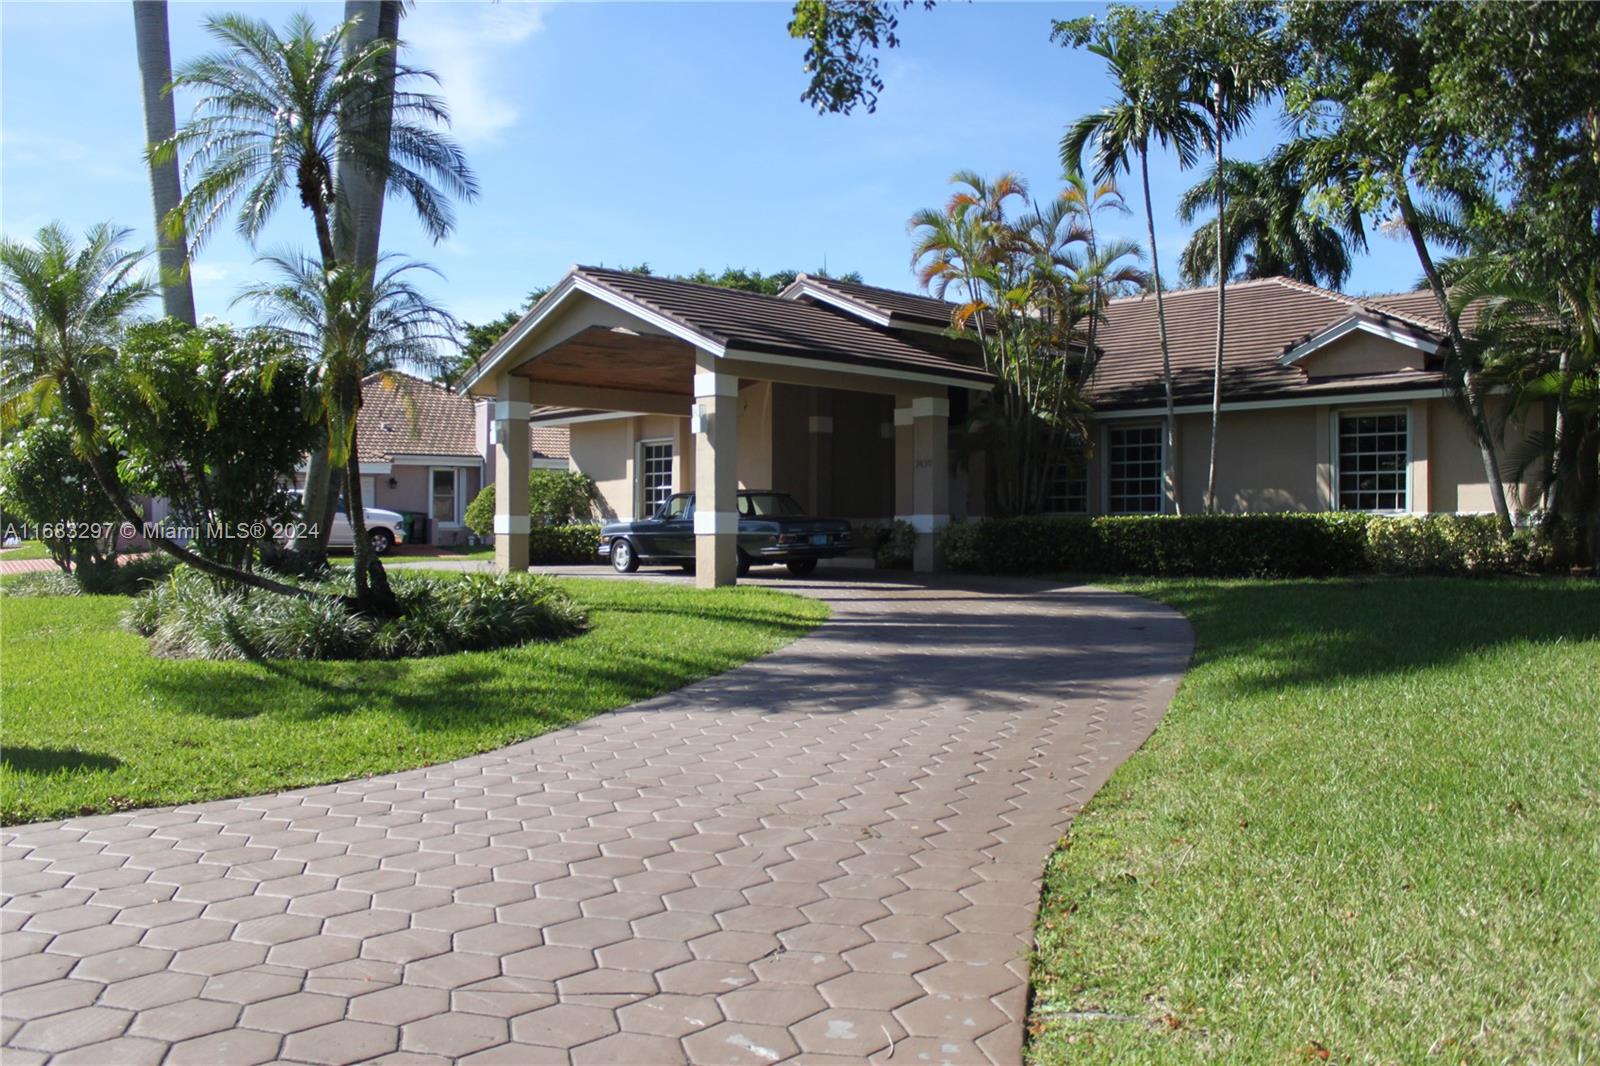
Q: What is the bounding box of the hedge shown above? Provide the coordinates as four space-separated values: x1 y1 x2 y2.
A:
938 513 1556 579
524 525 602 565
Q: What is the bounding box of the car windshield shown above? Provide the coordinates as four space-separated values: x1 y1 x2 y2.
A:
738 493 805 517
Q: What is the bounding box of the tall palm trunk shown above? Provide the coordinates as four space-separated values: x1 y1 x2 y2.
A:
326 0 401 595
132 0 195 326
1205 99 1226 514
1393 181 1514 538
1141 148 1182 514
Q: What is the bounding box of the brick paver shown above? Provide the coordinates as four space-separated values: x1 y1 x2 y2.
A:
1 573 1191 1064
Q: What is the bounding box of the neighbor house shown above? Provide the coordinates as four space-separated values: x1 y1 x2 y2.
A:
293 372 570 547
456 267 1537 585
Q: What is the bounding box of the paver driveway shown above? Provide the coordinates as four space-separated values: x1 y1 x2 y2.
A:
0 573 1191 1065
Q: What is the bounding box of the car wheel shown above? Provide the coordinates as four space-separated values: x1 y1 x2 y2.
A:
368 528 395 555
786 558 818 577
611 538 640 573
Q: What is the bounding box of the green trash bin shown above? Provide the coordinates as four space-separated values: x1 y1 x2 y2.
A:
404 512 429 546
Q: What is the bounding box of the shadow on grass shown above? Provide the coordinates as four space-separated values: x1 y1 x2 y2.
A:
3 747 121 774
1126 577 1600 696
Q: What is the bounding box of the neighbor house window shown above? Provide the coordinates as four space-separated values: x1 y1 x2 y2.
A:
1337 410 1409 512
639 440 674 516
431 468 459 525
1107 424 1164 514
1043 451 1088 514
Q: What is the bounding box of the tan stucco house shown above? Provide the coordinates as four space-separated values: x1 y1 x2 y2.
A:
293 372 569 546
458 267 1535 586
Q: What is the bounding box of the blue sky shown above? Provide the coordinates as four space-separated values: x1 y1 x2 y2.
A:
2 1 1426 333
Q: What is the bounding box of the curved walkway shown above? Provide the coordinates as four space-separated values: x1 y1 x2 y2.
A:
1 573 1191 1065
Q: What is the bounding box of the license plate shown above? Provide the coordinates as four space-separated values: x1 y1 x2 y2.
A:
810 534 830 545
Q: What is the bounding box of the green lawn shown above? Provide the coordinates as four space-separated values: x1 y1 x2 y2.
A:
0 578 827 824
0 540 51 561
1027 578 1600 1064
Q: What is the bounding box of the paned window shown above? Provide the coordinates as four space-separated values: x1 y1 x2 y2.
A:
1107 425 1164 514
1337 411 1408 512
639 441 674 516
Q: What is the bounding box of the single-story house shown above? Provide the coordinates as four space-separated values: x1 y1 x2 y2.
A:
294 372 570 546
456 266 1537 586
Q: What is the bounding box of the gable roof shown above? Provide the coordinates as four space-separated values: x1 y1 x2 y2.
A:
1086 277 1453 410
457 267 992 394
573 267 990 385
780 274 961 328
358 372 479 463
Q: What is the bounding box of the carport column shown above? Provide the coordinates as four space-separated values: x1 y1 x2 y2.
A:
895 395 950 572
693 355 739 588
492 376 531 572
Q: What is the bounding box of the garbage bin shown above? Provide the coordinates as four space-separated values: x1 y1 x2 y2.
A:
405 513 429 546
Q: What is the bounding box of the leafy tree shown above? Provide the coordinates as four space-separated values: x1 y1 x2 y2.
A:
910 171 1146 515
153 10 476 559
0 222 309 596
97 321 317 572
788 0 931 115
239 251 457 614
1058 6 1208 513
1283 0 1517 535
0 415 122 574
1177 143 1365 288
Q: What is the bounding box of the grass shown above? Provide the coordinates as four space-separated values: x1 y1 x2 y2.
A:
1027 577 1600 1064
0 577 827 824
0 540 51 561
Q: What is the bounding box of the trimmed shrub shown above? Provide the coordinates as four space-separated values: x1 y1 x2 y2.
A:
464 471 598 536
940 513 1372 578
1364 514 1554 575
125 566 587 661
939 512 1561 578
854 520 916 569
528 525 602 564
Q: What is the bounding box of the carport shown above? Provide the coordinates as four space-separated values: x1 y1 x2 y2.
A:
456 267 993 587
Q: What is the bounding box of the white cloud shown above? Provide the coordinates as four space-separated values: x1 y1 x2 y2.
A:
0 130 142 184
404 2 545 147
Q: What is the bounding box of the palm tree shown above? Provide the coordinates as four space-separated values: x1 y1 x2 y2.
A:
1175 13 1281 514
1061 20 1207 514
1451 256 1600 567
1176 145 1366 289
131 0 195 325
152 10 476 558
238 252 458 614
334 1 403 274
0 223 309 597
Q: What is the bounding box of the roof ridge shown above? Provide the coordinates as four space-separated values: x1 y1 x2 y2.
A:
576 264 812 311
795 273 961 311
362 368 442 389
1104 275 1317 304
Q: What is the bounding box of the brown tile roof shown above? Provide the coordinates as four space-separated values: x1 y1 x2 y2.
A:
532 425 569 461
358 372 479 463
784 274 962 327
1085 277 1453 410
575 267 991 386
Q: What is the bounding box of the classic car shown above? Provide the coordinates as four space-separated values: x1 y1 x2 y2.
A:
598 491 851 576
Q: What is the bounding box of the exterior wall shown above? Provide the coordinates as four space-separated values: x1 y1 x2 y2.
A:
1171 406 1322 513
1428 396 1538 513
371 463 481 546
564 385 898 525
1300 330 1429 377
734 382 774 491
1091 395 1535 517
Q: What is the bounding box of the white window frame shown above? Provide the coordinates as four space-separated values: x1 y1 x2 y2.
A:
1331 406 1412 514
1103 421 1167 515
637 439 675 518
429 466 462 528
1042 450 1089 515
